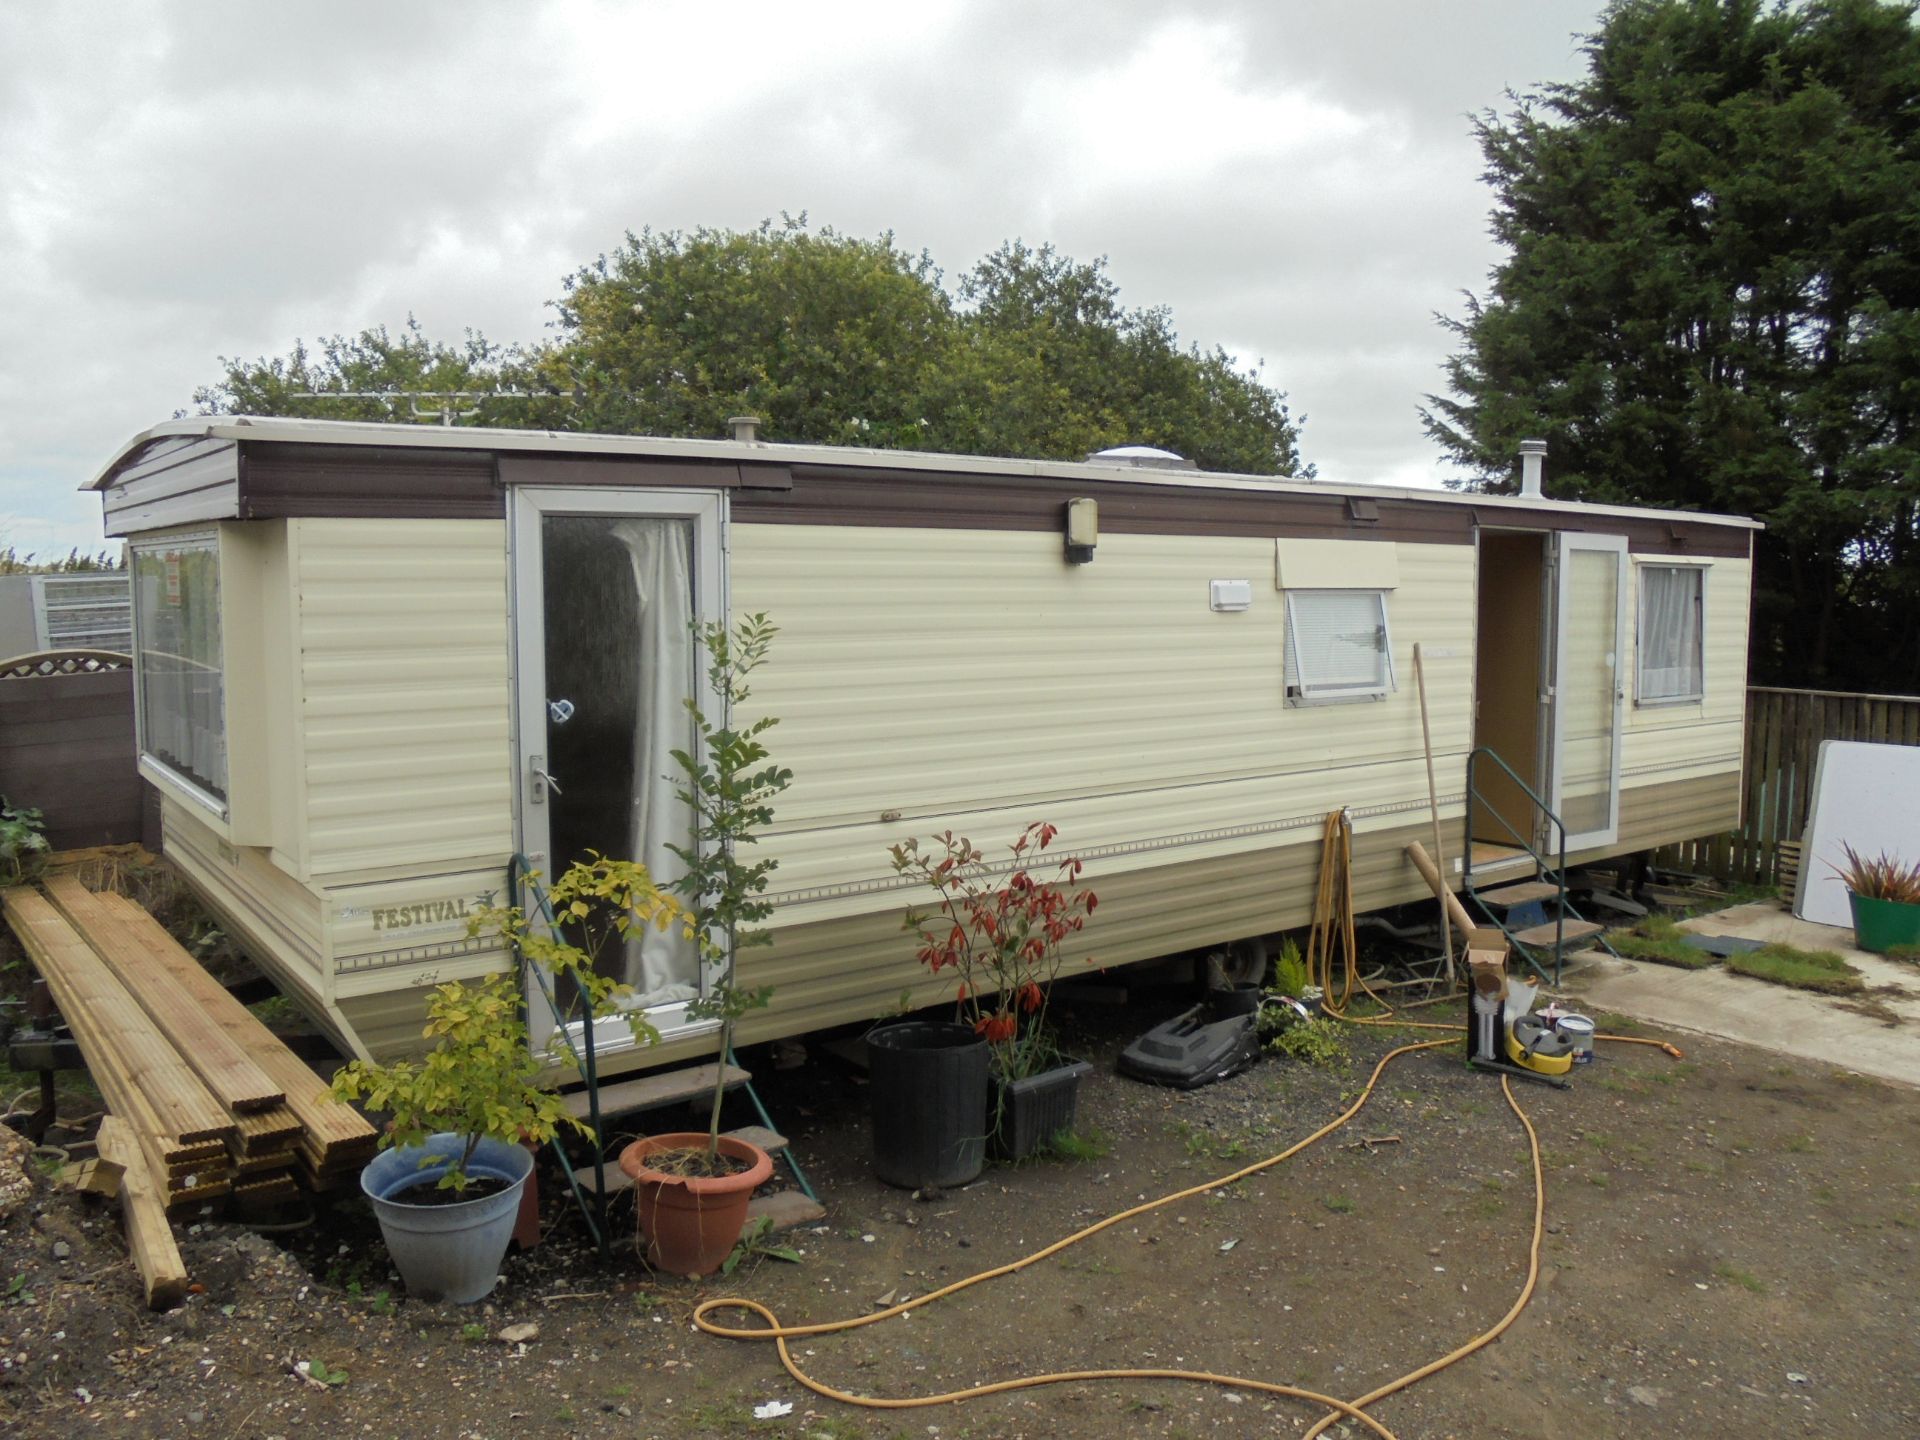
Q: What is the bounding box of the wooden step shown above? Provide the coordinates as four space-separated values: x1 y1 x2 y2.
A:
1508 919 1607 948
720 1125 788 1156
747 1190 826 1232
1475 881 1563 908
562 1062 750 1122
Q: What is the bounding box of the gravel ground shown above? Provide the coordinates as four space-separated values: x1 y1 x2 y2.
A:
0 985 1914 1440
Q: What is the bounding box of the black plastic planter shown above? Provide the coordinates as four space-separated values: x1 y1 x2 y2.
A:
868 1021 989 1189
992 1058 1092 1161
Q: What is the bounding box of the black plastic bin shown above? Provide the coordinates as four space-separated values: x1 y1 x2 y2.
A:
868 1021 989 1189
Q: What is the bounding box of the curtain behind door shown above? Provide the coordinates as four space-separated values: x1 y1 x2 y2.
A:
611 518 700 1004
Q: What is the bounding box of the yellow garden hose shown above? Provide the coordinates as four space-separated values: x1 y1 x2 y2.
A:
693 816 1677 1432
694 1035 1573 1439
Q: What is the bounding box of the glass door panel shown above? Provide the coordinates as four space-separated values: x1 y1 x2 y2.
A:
1550 534 1627 851
510 488 724 1052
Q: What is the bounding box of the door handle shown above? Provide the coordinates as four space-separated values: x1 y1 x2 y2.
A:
528 755 563 804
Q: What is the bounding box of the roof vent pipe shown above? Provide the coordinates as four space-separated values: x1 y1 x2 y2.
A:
728 415 762 444
1517 438 1547 499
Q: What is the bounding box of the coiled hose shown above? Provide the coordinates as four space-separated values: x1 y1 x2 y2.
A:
695 814 1679 1435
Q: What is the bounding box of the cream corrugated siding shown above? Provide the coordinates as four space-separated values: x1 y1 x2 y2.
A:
326 865 515 1000
160 796 326 991
1621 557 1749 788
733 526 1475 920
292 519 514 877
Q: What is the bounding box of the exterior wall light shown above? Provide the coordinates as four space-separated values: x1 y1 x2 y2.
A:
1065 497 1098 564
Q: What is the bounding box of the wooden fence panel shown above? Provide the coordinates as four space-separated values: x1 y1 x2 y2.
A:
0 661 141 850
1656 686 1920 888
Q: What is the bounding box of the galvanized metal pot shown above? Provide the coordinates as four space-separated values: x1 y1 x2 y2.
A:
361 1133 534 1304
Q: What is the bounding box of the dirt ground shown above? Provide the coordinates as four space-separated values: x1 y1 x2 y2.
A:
0 971 1915 1440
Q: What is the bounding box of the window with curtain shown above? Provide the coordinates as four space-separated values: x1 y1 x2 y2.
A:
1637 564 1704 704
1283 590 1394 704
132 535 227 803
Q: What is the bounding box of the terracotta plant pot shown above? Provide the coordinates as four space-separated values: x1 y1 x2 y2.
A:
617 1132 773 1277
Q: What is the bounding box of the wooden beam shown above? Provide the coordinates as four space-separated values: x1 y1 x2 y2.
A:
43 875 283 1112
94 894 377 1166
1 890 233 1146
95 1115 189 1309
3 894 233 1198
1402 842 1477 942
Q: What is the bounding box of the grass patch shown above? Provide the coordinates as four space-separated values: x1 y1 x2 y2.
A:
1725 943 1864 995
1713 1262 1767 1294
1044 1127 1111 1163
1323 1195 1356 1215
1609 914 1718 969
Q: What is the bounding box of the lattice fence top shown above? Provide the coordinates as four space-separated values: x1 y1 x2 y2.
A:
0 649 133 679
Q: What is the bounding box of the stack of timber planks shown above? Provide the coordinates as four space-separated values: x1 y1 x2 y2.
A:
1 878 378 1221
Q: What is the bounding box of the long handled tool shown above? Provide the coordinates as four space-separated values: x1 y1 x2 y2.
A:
1412 643 1455 986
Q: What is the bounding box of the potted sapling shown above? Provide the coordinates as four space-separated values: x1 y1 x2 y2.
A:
333 857 684 1303
618 614 791 1277
885 821 1098 1170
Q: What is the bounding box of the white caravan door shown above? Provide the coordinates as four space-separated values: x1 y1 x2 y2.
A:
1549 532 1627 854
509 486 726 1057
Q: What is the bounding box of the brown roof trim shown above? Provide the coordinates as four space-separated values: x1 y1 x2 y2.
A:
239 443 498 521
96 437 1749 557
733 463 1749 555
495 455 772 492
733 462 1473 544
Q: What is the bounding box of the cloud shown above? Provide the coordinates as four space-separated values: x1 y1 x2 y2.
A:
0 0 1606 552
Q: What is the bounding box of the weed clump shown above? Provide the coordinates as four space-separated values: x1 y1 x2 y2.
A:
1265 1017 1350 1069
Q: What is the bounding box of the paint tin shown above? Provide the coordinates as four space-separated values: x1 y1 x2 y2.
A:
1555 1013 1596 1063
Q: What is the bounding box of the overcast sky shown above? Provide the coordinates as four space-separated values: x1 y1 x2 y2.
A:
0 0 1606 557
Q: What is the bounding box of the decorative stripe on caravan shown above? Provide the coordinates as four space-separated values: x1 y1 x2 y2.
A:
764 792 1466 908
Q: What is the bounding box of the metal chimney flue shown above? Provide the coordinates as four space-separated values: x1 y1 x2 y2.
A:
1517 438 1547 499
728 414 762 444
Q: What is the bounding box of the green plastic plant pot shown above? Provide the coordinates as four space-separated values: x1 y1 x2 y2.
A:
1848 891 1920 954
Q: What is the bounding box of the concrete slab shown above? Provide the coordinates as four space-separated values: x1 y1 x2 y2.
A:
1557 900 1920 1089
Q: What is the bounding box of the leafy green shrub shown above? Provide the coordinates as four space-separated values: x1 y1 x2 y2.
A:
0 800 49 884
333 856 686 1189
1266 1017 1349 1069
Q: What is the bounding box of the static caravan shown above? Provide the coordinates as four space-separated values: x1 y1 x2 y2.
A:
86 418 1758 1071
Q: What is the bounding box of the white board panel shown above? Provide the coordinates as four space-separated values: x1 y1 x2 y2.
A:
1793 740 1920 927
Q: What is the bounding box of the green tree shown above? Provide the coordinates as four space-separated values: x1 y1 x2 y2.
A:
1426 0 1920 689
198 221 1308 475
549 218 953 448
930 241 1309 474
193 316 540 426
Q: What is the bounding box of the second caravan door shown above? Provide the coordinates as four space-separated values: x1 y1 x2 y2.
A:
1549 532 1627 853
510 486 725 1055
